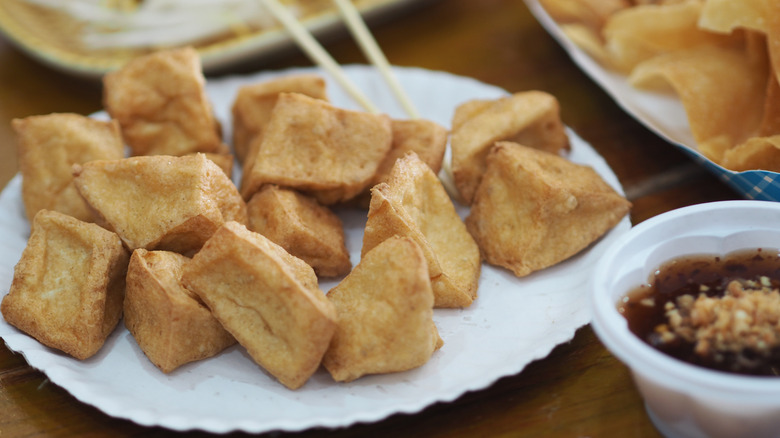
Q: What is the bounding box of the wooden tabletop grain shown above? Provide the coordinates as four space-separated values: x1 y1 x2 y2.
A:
0 0 741 436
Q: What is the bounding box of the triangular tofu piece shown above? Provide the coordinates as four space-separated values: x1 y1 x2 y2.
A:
323 236 443 383
466 142 631 277
72 153 247 255
1 210 129 360
450 91 570 204
247 185 351 278
181 221 337 390
240 92 392 204
13 113 124 223
363 152 480 308
124 249 236 373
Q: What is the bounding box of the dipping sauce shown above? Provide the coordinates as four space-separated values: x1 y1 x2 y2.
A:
619 248 780 376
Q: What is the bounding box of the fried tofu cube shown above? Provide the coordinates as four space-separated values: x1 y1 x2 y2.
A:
72 153 247 255
1 210 129 360
371 118 448 188
240 92 392 204
465 142 631 277
124 249 236 373
247 185 351 278
103 47 227 157
13 113 124 223
232 74 327 164
450 91 570 204
363 152 481 308
323 236 443 382
181 221 337 390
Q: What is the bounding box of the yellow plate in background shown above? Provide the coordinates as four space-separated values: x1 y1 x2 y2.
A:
0 0 418 79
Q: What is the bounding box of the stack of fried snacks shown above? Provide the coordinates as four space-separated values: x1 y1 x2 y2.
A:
539 0 780 172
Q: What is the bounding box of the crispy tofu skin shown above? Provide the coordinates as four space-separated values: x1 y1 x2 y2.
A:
124 249 236 373
72 153 247 255
466 142 631 277
240 92 392 204
232 74 327 164
247 185 351 278
103 46 226 157
13 113 124 223
181 221 337 390
450 91 570 204
323 236 443 383
1 210 129 360
362 153 480 308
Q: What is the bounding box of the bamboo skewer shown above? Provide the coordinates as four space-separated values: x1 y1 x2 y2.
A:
260 0 461 200
258 0 380 114
331 0 419 119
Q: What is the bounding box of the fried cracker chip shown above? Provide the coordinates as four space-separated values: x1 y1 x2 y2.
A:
722 135 780 172
1 210 128 360
182 221 337 390
103 47 227 157
699 0 767 34
603 1 738 73
247 185 351 278
125 249 236 373
538 0 630 33
240 92 392 204
465 142 630 277
363 153 480 308
232 74 327 164
323 236 442 383
450 91 569 204
72 153 247 255
13 113 124 223
629 45 768 163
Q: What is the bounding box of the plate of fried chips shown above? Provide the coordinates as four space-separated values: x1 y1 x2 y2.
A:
0 65 630 433
527 0 780 201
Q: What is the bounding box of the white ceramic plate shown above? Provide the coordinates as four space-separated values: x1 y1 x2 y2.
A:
0 65 630 434
525 0 780 202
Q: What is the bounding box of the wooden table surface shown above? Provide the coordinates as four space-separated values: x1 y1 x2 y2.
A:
0 0 742 436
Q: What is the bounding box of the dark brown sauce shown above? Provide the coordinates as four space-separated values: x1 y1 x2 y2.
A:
619 248 780 376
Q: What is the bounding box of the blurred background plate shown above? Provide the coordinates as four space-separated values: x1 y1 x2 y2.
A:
525 0 780 202
0 0 419 79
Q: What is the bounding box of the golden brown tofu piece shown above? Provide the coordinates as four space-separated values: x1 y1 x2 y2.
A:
247 185 351 278
466 142 631 277
370 118 448 189
450 91 570 204
1 210 129 360
232 74 327 164
181 221 337 390
124 249 236 373
103 47 227 157
323 236 443 383
363 153 481 308
13 113 124 223
72 153 247 255
240 92 393 204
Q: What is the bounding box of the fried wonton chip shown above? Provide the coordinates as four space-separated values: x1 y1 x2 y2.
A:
629 45 768 163
699 0 767 34
450 91 570 204
240 92 392 204
465 142 631 277
363 153 480 308
602 1 738 73
323 236 442 383
103 47 227 157
538 0 630 33
13 113 124 223
246 185 351 278
721 135 780 172
125 249 236 373
1 210 128 360
181 221 337 390
72 153 247 255
232 74 327 164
